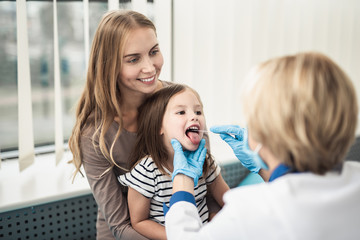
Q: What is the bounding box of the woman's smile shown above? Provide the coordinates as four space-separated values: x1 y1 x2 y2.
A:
137 75 156 84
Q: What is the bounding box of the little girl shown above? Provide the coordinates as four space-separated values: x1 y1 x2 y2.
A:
118 84 229 240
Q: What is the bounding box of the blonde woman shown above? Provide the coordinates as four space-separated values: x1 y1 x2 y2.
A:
68 10 165 240
165 52 360 239
68 10 218 239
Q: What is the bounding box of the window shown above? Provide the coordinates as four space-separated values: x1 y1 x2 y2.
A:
0 0 138 155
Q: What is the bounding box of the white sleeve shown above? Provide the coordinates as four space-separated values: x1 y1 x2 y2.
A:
165 189 248 240
165 201 208 240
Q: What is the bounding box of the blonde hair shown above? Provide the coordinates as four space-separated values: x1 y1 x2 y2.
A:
68 10 157 180
243 52 358 174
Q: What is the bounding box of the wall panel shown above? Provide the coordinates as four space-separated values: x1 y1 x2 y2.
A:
173 0 360 145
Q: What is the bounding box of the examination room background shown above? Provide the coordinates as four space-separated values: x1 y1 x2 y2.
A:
0 0 359 239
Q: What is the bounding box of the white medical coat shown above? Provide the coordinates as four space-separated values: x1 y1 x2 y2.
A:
165 161 360 240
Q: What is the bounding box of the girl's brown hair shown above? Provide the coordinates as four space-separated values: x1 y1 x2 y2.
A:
129 84 215 176
68 10 157 180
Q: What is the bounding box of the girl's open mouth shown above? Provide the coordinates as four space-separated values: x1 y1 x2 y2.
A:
185 125 201 145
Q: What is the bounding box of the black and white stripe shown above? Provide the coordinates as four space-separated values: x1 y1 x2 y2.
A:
118 156 221 225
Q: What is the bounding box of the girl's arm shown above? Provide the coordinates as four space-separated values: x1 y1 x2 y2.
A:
128 187 167 240
207 174 230 208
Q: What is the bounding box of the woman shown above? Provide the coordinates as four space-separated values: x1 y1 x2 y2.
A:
68 10 164 240
165 52 360 239
69 10 218 239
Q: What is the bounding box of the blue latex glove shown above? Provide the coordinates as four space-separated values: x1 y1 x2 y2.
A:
210 125 262 173
171 138 207 186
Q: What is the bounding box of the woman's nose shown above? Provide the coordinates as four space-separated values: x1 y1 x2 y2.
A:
141 57 155 73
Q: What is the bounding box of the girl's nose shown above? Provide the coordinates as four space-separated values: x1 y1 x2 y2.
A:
190 113 199 121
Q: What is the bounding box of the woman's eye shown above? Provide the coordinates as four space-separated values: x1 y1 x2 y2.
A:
150 49 159 56
128 58 138 63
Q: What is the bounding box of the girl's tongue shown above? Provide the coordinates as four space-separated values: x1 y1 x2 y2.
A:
187 131 201 145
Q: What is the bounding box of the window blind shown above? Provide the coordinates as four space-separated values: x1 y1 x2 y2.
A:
132 0 147 14
83 0 90 70
16 0 35 171
11 0 173 172
108 0 118 10
54 0 64 165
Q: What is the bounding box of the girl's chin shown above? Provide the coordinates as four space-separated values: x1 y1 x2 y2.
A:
182 143 199 152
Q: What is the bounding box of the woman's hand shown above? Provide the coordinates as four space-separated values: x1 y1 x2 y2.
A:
171 138 207 186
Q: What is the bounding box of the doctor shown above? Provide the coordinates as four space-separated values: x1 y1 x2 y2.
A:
164 52 360 240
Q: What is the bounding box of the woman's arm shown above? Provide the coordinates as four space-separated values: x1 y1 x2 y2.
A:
128 187 167 240
80 132 148 240
207 174 230 208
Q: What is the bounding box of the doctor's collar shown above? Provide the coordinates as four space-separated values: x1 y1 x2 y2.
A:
269 163 297 182
269 161 344 182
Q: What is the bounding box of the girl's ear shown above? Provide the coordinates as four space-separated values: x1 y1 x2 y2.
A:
160 126 164 135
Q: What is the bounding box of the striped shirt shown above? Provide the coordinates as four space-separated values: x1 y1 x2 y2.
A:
118 156 220 225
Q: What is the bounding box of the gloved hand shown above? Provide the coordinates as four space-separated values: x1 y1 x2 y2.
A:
210 125 262 173
171 138 207 186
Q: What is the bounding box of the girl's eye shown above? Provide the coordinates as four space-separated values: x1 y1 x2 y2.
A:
196 111 202 115
176 111 185 115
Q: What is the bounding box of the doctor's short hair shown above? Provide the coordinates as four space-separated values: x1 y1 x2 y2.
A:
242 52 358 174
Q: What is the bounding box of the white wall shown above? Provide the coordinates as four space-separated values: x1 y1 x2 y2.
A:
173 0 360 139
